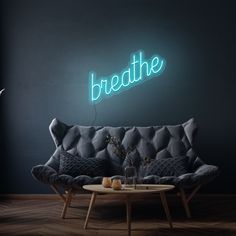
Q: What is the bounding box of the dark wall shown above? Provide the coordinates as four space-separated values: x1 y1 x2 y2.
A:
1 0 235 193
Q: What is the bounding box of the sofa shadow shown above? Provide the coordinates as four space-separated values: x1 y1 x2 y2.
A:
86 226 236 236
79 200 236 223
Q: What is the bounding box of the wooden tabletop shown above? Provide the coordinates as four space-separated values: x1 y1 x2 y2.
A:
83 184 175 194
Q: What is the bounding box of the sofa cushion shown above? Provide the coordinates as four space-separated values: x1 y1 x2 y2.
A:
145 156 189 177
59 151 108 177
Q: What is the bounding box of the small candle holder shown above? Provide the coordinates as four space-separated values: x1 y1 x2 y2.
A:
111 178 122 190
102 177 112 188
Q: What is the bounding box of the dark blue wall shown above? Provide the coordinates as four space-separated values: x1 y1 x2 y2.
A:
1 0 235 193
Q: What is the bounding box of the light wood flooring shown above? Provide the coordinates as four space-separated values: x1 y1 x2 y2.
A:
0 194 236 236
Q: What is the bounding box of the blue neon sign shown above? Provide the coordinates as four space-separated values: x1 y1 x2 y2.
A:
89 50 166 103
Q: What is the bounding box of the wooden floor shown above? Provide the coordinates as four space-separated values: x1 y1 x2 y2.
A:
0 194 236 236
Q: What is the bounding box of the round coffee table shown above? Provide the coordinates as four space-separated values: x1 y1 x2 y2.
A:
83 184 175 236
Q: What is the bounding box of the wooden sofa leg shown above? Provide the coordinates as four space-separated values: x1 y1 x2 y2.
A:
68 192 74 207
179 188 191 218
61 190 73 219
50 185 66 202
187 185 201 203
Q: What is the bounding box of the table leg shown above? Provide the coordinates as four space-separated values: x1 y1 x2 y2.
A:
126 196 131 236
84 192 97 229
160 192 173 229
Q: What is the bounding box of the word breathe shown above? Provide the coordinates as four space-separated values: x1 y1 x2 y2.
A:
89 50 166 103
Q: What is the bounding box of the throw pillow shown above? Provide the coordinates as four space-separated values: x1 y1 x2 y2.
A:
145 156 189 177
59 150 108 177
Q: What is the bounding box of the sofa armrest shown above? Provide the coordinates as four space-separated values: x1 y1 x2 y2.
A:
31 165 58 184
175 164 219 188
194 164 219 180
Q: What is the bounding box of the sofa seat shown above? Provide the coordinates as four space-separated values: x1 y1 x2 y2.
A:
32 162 218 190
31 118 219 219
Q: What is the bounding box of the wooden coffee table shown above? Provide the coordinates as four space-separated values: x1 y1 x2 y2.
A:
83 184 175 236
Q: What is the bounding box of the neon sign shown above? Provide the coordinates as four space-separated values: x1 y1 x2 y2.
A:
89 50 166 103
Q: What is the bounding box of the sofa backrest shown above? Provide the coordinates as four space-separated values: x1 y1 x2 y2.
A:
46 118 198 175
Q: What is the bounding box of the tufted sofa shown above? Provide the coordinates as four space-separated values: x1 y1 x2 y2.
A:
31 118 219 218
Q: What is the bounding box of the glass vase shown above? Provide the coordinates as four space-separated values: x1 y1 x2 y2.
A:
124 166 137 189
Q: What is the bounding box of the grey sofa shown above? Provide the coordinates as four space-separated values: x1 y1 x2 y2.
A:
31 118 219 218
